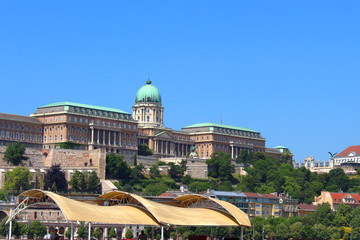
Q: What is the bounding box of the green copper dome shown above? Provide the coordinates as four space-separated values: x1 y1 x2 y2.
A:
135 80 162 104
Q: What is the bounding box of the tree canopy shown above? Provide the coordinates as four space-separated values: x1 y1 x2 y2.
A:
138 143 153 156
3 142 28 166
44 164 68 192
69 171 101 193
206 152 234 180
106 153 131 179
3 167 32 194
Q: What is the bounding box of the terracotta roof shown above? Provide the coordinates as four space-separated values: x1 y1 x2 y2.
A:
0 113 42 125
159 192 178 198
298 203 317 211
329 192 360 204
336 145 360 157
243 192 279 199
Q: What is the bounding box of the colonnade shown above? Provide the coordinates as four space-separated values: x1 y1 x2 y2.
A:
154 140 190 157
90 128 124 146
230 145 253 159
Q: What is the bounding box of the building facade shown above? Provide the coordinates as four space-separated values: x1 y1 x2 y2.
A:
313 191 360 210
0 79 284 160
208 190 298 218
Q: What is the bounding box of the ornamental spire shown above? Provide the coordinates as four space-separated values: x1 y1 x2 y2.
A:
146 73 152 84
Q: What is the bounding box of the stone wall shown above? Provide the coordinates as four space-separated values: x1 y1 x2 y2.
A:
0 146 107 188
137 155 158 166
186 158 208 179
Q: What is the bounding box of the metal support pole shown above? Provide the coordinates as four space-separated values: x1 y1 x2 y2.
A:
8 218 12 240
88 222 91 240
161 226 164 240
70 222 74 240
241 227 243 240
151 227 154 240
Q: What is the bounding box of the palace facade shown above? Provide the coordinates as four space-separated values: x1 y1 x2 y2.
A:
0 79 284 160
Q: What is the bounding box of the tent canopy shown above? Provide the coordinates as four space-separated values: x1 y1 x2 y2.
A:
18 190 251 227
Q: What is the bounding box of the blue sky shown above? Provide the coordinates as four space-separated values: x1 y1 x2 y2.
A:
1 1 359 162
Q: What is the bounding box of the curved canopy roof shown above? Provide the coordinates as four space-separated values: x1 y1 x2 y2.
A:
100 191 251 227
20 190 159 225
17 190 250 227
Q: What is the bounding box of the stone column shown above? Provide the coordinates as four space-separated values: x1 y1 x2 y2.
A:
114 132 117 146
108 131 111 145
96 129 100 144
231 145 234 159
119 132 122 146
102 130 105 145
91 128 94 144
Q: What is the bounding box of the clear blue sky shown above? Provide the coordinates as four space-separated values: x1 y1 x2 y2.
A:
1 1 359 162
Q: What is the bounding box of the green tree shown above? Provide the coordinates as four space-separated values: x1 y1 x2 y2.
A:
69 171 86 192
206 152 234 180
314 203 335 226
93 228 103 240
3 167 32 194
0 191 8 201
44 164 68 192
131 164 145 179
289 222 304 240
328 168 350 192
0 217 26 238
106 154 131 179
334 204 352 227
69 171 101 193
138 144 153 156
181 175 193 185
279 150 293 164
236 150 253 164
108 227 117 238
168 163 184 181
86 171 101 193
125 228 133 238
27 221 47 239
188 181 210 193
313 223 330 240
149 165 161 179
3 142 28 166
77 223 89 240
143 182 168 196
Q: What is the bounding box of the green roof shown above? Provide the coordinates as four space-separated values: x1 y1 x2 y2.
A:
274 145 288 149
135 80 162 104
182 123 259 133
38 101 129 114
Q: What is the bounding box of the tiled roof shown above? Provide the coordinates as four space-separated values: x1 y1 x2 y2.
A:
159 192 178 198
329 192 360 203
298 203 317 211
0 113 42 124
336 145 360 157
243 192 279 199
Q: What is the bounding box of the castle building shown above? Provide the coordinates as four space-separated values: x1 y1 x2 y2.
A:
31 102 138 155
182 123 266 159
133 80 193 158
0 78 283 160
